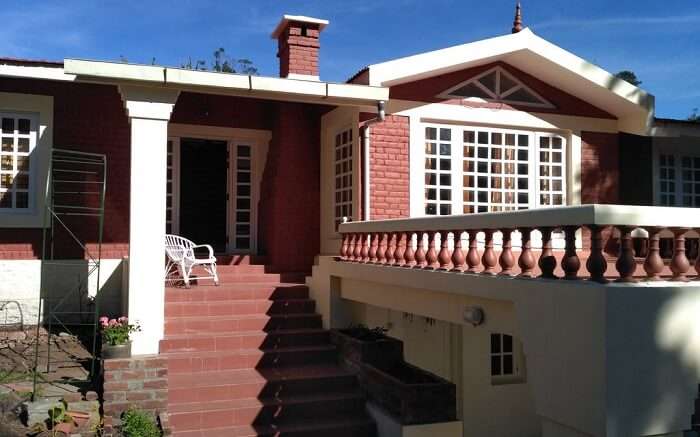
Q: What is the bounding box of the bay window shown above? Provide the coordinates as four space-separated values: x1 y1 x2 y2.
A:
423 124 567 215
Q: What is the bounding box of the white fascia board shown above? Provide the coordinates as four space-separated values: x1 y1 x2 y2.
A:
0 64 75 82
327 83 389 102
65 59 164 83
251 75 327 97
165 68 250 90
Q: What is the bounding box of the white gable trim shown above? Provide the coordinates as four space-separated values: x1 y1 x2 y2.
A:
437 65 555 109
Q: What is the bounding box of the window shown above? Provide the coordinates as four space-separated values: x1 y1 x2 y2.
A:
490 333 524 384
439 66 553 108
334 128 354 229
423 124 566 215
425 127 452 215
165 139 179 234
0 113 37 210
234 144 252 249
658 153 700 207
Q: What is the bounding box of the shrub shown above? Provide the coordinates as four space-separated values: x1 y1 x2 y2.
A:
99 316 140 346
121 409 161 437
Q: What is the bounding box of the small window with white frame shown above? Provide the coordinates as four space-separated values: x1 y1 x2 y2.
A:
657 153 700 207
425 127 452 215
0 113 37 210
334 128 353 229
490 332 525 384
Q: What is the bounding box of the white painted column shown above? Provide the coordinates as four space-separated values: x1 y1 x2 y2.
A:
120 86 179 355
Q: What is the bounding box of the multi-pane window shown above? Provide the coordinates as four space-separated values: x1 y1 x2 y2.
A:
0 114 36 210
334 128 353 229
234 145 252 249
490 333 514 377
166 140 177 234
658 153 700 207
423 124 566 215
425 127 452 215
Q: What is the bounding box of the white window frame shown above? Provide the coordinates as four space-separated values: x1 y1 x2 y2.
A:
420 122 567 216
333 126 354 229
437 66 554 109
0 93 53 227
0 112 38 211
490 332 526 385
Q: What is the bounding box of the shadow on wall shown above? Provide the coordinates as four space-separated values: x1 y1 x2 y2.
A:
606 286 700 435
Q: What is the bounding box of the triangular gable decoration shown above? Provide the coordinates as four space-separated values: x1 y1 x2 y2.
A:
439 66 554 108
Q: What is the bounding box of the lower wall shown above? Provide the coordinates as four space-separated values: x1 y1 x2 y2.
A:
0 259 125 325
102 355 168 434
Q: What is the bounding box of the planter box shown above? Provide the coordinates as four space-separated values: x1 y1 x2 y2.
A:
330 328 403 370
101 342 131 359
360 361 456 425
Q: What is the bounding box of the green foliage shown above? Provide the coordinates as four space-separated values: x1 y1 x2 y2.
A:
689 108 700 123
121 408 161 437
614 70 642 86
182 47 258 75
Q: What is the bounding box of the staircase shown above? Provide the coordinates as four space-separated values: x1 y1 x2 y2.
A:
160 258 377 436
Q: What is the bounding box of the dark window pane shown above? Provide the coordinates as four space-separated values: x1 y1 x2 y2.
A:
440 143 451 156
439 204 451 215
425 188 436 200
440 129 451 141
503 334 513 352
237 145 251 157
440 189 451 201
478 132 489 144
236 212 250 222
439 174 451 186
236 237 250 249
440 159 451 171
1 118 14 133
503 354 514 375
491 355 501 376
425 203 437 215
491 333 501 353
425 127 437 140
237 185 251 196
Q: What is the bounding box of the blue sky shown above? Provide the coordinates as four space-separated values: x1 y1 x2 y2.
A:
2 0 698 119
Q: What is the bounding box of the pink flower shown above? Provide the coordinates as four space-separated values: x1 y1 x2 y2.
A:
108 319 118 327
118 316 128 324
99 316 109 327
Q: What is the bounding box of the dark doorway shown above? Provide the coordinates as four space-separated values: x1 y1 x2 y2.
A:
179 138 228 252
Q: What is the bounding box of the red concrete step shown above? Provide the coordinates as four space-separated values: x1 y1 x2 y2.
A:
164 298 314 318
160 329 329 353
165 284 309 303
215 255 268 265
171 416 376 437
214 272 307 283
164 313 322 336
168 391 366 432
165 344 337 376
168 365 357 403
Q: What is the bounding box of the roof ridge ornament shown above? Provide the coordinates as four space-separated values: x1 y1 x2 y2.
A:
512 2 523 34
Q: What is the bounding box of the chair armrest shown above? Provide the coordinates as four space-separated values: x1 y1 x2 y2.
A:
192 244 215 259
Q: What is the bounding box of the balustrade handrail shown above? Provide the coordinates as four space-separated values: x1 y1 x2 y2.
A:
336 204 700 283
338 204 700 233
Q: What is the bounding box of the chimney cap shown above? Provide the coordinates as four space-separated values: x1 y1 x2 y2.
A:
271 15 329 39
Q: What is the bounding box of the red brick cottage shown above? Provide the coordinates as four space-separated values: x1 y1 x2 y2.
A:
1 11 699 437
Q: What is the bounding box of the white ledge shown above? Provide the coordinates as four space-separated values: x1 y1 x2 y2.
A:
339 204 700 233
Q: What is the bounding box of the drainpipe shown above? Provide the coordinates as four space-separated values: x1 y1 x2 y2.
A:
361 100 386 221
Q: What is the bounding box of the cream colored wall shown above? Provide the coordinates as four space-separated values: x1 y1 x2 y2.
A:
319 107 360 256
305 256 700 437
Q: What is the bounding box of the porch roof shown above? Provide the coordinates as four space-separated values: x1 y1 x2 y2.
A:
64 59 388 107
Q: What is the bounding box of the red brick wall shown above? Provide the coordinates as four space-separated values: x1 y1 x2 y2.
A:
258 103 323 272
277 22 321 77
581 132 620 204
171 92 274 130
364 115 410 219
0 77 131 259
390 61 616 120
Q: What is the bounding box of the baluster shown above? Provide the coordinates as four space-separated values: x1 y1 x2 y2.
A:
561 226 580 280
482 230 497 274
670 227 690 281
466 231 480 273
394 232 406 267
438 230 452 270
451 230 466 272
643 227 663 280
414 232 427 268
615 226 636 282
586 225 608 283
360 233 370 263
695 229 700 279
385 232 397 266
538 227 557 279
425 231 439 269
518 228 535 278
353 233 362 262
498 229 515 276
340 233 349 260
377 232 388 264
368 233 379 263
403 232 416 267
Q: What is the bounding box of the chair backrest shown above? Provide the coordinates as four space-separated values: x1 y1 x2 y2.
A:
165 234 195 262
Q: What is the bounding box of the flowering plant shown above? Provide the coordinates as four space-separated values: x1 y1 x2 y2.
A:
99 316 140 346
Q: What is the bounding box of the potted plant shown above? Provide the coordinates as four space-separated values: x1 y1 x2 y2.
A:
330 325 404 370
100 316 140 359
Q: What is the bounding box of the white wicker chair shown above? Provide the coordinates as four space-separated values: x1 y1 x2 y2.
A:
165 234 219 288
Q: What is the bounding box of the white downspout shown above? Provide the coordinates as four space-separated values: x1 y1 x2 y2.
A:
362 100 386 221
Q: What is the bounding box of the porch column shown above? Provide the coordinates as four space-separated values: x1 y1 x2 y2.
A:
120 86 179 355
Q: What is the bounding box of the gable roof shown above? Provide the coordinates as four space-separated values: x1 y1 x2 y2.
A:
365 28 654 123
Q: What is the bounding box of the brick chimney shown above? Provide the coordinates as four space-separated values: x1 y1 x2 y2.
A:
271 15 329 80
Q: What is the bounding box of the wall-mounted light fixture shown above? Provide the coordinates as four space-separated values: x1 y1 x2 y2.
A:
464 306 484 326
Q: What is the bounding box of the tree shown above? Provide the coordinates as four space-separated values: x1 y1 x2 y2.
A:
614 70 642 86
183 47 258 75
689 108 700 123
